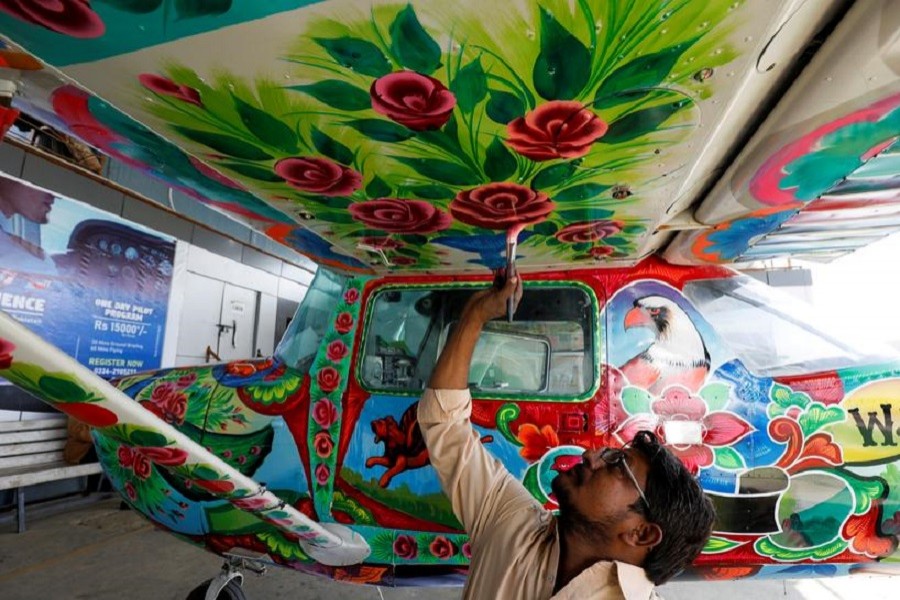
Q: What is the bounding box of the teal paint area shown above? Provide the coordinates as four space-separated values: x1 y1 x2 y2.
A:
0 0 326 66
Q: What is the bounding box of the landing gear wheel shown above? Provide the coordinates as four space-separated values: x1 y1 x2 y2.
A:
185 576 246 600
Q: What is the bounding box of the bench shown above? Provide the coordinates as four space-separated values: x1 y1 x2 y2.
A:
0 417 103 533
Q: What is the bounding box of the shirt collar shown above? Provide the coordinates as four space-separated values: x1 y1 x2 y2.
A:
614 561 656 600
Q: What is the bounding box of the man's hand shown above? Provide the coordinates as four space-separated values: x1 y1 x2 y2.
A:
463 275 523 325
428 276 524 390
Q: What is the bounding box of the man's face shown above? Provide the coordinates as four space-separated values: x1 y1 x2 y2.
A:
3 186 55 224
551 446 651 538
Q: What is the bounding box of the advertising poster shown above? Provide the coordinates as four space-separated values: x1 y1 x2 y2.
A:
0 172 175 378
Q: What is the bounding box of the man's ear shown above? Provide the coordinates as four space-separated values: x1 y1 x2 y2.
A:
623 521 663 549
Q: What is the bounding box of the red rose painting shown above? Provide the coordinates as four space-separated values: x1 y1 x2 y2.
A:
506 101 607 161
275 157 362 196
0 0 105 39
555 220 624 243
139 74 203 107
326 340 349 362
349 198 451 234
0 337 14 369
450 183 555 230
317 367 341 393
370 71 456 130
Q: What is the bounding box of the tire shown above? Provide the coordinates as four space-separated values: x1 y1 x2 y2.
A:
185 577 247 600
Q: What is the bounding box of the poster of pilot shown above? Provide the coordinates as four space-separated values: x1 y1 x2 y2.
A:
0 171 175 378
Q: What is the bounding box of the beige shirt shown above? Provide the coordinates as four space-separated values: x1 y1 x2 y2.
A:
418 388 659 600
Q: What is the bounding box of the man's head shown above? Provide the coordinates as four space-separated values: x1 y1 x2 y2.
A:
552 430 716 585
0 178 55 224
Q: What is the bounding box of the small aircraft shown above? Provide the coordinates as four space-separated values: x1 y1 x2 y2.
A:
1 0 899 597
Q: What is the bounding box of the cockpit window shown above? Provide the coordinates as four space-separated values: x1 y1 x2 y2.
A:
360 284 596 398
275 268 348 372
683 275 895 376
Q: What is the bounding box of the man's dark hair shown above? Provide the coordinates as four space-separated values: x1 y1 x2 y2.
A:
631 430 716 585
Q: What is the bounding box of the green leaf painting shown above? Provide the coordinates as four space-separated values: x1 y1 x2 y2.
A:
292 80 372 111
389 5 443 74
137 0 745 270
533 8 590 100
314 37 392 77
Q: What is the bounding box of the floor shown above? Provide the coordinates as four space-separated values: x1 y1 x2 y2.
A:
1 498 898 599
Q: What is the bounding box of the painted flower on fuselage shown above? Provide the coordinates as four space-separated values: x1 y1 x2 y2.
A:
616 385 753 474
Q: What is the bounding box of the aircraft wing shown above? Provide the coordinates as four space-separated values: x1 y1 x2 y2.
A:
0 0 896 274
0 310 370 567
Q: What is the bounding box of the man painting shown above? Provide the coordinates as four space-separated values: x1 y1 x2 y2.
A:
419 276 716 599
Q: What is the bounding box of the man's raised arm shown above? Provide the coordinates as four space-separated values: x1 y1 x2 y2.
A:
418 277 536 539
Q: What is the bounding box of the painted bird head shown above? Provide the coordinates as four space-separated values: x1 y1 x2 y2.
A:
624 296 682 336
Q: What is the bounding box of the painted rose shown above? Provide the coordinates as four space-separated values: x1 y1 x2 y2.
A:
0 0 105 39
314 431 335 459
555 220 624 244
589 245 614 259
393 534 418 559
334 312 354 335
139 446 189 467
124 481 137 501
117 445 135 468
451 183 555 230
275 157 362 197
132 452 152 480
145 386 187 426
312 399 338 428
349 198 452 234
0 337 14 369
139 74 202 107
343 288 361 304
317 367 341 394
326 340 349 362
506 101 608 161
429 536 456 560
370 71 456 130
315 463 331 485
462 541 473 559
176 372 198 389
391 256 417 266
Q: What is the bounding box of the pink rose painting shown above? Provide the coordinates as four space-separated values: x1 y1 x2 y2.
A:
312 399 338 428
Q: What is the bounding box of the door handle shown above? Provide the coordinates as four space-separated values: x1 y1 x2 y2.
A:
231 319 237 348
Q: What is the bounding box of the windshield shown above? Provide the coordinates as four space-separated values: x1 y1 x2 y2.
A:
683 274 896 376
275 268 347 371
360 284 596 398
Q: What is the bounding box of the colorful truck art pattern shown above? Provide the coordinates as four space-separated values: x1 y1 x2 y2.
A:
4 261 900 583
687 93 900 263
0 0 763 272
